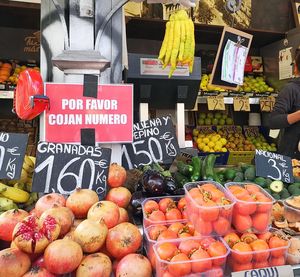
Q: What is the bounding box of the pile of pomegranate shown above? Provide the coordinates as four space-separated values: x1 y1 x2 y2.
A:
0 163 152 277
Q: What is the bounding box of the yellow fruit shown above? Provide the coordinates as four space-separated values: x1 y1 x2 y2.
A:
198 134 205 138
209 148 215 153
211 136 219 143
214 145 222 152
215 141 223 148
221 147 228 152
208 141 215 148
203 146 210 152
198 143 206 150
196 137 203 144
220 138 227 146
203 138 209 144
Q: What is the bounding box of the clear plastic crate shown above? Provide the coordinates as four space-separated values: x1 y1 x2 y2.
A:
142 195 186 228
225 182 275 233
184 181 235 235
153 236 230 277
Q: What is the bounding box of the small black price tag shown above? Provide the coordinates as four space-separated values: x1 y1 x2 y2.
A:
0 132 28 180
255 150 294 183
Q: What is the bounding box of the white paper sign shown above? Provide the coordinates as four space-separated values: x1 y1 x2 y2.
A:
279 47 293 80
140 58 190 77
221 39 247 85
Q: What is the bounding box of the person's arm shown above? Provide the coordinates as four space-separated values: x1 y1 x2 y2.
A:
268 85 298 129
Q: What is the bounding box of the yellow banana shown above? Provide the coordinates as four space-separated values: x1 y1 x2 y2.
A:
158 21 171 61
14 182 27 191
169 15 181 78
163 14 175 68
0 182 30 203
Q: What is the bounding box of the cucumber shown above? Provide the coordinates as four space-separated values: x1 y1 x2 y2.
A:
269 180 284 193
190 156 202 182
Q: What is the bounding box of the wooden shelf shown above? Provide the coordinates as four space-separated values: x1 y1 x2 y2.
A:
126 17 286 48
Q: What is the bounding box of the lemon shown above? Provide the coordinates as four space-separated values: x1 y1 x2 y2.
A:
221 147 227 152
208 141 215 148
199 134 205 138
215 141 222 148
209 148 215 152
203 138 209 144
196 137 203 144
214 145 222 152
211 136 219 143
203 146 210 152
198 142 206 150
220 138 227 146
215 134 221 140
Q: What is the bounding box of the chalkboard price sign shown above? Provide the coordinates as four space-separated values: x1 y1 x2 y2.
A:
0 132 29 180
255 149 294 183
121 116 180 169
32 142 112 198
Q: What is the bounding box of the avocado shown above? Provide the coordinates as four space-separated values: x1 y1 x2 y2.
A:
265 178 273 187
288 184 298 195
292 188 300 196
244 166 256 181
240 163 253 173
254 177 266 187
271 193 281 200
280 188 290 199
270 180 284 193
225 169 236 180
264 188 272 195
235 172 244 180
233 176 244 182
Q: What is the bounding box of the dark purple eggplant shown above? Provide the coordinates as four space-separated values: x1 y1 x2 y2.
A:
130 190 148 215
163 176 177 194
142 169 166 196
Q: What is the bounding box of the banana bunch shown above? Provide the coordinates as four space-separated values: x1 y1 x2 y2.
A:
0 155 38 213
158 9 195 78
200 74 226 92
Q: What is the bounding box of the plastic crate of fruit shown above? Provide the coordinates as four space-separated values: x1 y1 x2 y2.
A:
184 181 236 235
225 182 275 233
144 220 195 269
223 228 290 272
153 236 230 277
142 195 187 228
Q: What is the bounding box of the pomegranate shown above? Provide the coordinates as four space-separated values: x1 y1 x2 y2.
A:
99 244 113 259
112 259 120 274
76 252 112 277
118 207 129 224
23 265 56 277
63 226 76 240
74 219 108 253
105 187 132 208
66 188 99 219
116 254 152 277
87 200 119 228
40 206 74 237
35 193 66 217
0 209 29 241
0 247 31 276
32 255 45 268
44 239 83 275
106 222 142 259
73 218 84 227
29 209 37 216
13 215 60 254
107 163 127 188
